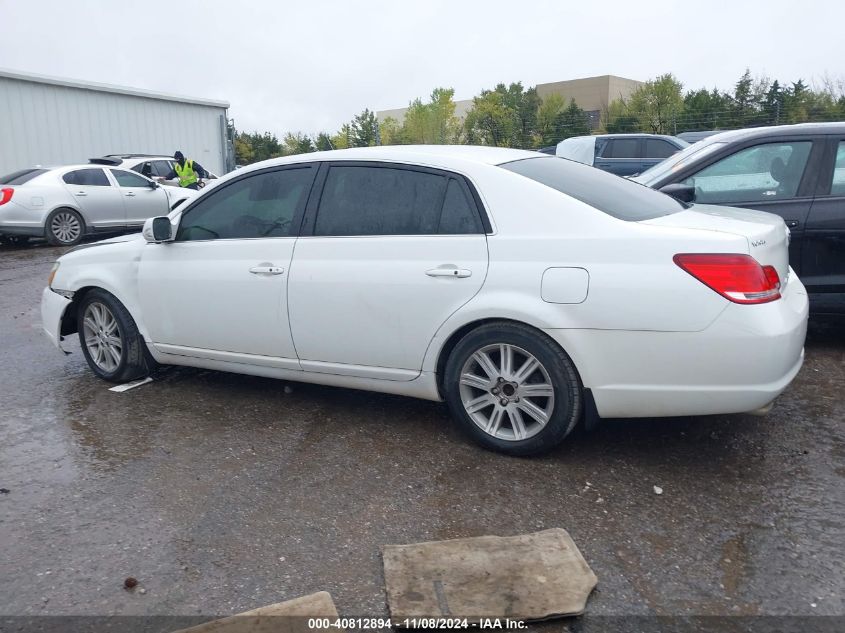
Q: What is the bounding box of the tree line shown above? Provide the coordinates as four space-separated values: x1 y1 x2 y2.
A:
233 69 845 165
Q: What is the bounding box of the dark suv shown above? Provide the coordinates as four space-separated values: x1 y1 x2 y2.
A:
633 123 845 316
556 134 688 177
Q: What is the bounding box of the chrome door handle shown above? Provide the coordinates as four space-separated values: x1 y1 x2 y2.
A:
426 267 472 278
249 266 284 275
785 220 799 228
125 192 136 197
75 192 87 196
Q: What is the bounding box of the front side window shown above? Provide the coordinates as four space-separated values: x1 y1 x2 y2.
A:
62 169 110 187
644 139 680 159
314 166 447 236
132 162 155 178
177 167 315 241
151 160 174 178
681 141 812 203
110 169 151 188
830 141 845 196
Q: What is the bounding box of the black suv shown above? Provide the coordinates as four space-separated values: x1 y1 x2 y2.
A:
633 123 845 315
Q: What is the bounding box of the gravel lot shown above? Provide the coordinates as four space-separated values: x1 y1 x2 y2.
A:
1 241 843 631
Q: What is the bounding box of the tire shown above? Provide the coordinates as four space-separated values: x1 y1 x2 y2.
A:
444 322 582 456
77 289 153 383
46 208 85 246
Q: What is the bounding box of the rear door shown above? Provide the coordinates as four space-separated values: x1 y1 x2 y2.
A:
109 169 170 225
801 137 845 309
676 138 822 275
61 168 124 228
288 162 489 381
594 137 643 176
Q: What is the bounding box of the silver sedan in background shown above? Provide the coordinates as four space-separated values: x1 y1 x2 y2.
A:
0 165 195 246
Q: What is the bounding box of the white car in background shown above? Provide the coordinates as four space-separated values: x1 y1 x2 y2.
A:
91 155 219 189
0 165 195 246
41 146 808 455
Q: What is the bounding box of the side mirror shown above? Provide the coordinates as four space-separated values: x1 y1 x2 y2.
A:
148 179 159 189
659 183 696 203
142 216 174 243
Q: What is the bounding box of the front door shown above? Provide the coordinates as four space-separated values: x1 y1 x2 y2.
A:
108 169 170 225
60 167 125 228
137 164 318 367
802 137 845 310
678 139 818 275
288 163 489 381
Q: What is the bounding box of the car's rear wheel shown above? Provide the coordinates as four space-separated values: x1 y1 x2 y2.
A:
444 322 582 456
46 208 84 246
77 289 152 382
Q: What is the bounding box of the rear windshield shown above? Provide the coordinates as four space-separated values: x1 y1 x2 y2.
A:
0 168 48 185
500 156 684 221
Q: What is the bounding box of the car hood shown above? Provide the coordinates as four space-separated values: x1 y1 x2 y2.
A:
66 233 144 254
641 204 791 283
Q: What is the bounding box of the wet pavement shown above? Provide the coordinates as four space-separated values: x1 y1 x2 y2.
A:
1 240 843 630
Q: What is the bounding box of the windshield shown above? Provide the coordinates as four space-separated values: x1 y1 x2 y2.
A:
633 142 728 186
0 168 48 185
500 156 685 221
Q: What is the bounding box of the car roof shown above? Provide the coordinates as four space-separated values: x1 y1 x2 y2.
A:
702 122 845 143
20 164 147 173
590 133 681 140
106 154 173 159
250 145 540 171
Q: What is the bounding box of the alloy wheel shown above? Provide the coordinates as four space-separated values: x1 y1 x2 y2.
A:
82 302 123 373
458 343 555 441
51 211 81 244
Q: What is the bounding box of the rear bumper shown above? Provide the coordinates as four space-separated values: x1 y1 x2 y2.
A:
0 202 47 236
41 287 73 353
0 223 44 237
545 269 809 418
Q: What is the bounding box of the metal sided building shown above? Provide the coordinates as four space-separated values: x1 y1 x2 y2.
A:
0 68 231 177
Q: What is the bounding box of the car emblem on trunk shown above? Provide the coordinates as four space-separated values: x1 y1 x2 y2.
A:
751 239 766 247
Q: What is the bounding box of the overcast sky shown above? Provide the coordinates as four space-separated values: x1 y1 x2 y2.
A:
1 0 842 137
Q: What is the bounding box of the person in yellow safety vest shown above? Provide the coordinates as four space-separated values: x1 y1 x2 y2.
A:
161 150 209 190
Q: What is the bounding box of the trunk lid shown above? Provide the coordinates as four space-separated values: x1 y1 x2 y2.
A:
642 203 791 283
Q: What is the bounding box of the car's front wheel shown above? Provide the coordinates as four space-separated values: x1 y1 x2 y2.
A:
77 289 153 382
444 322 582 456
46 208 85 246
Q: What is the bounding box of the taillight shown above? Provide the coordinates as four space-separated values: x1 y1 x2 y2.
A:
0 188 13 206
673 253 781 304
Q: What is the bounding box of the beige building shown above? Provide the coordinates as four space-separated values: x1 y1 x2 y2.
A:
377 74 643 130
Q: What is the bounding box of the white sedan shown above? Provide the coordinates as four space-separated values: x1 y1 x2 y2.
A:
0 165 196 246
41 146 808 455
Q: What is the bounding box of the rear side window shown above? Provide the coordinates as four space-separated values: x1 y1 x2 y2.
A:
315 165 482 236
0 168 47 185
603 138 639 158
63 169 110 186
500 156 685 221
439 179 483 234
644 139 679 159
